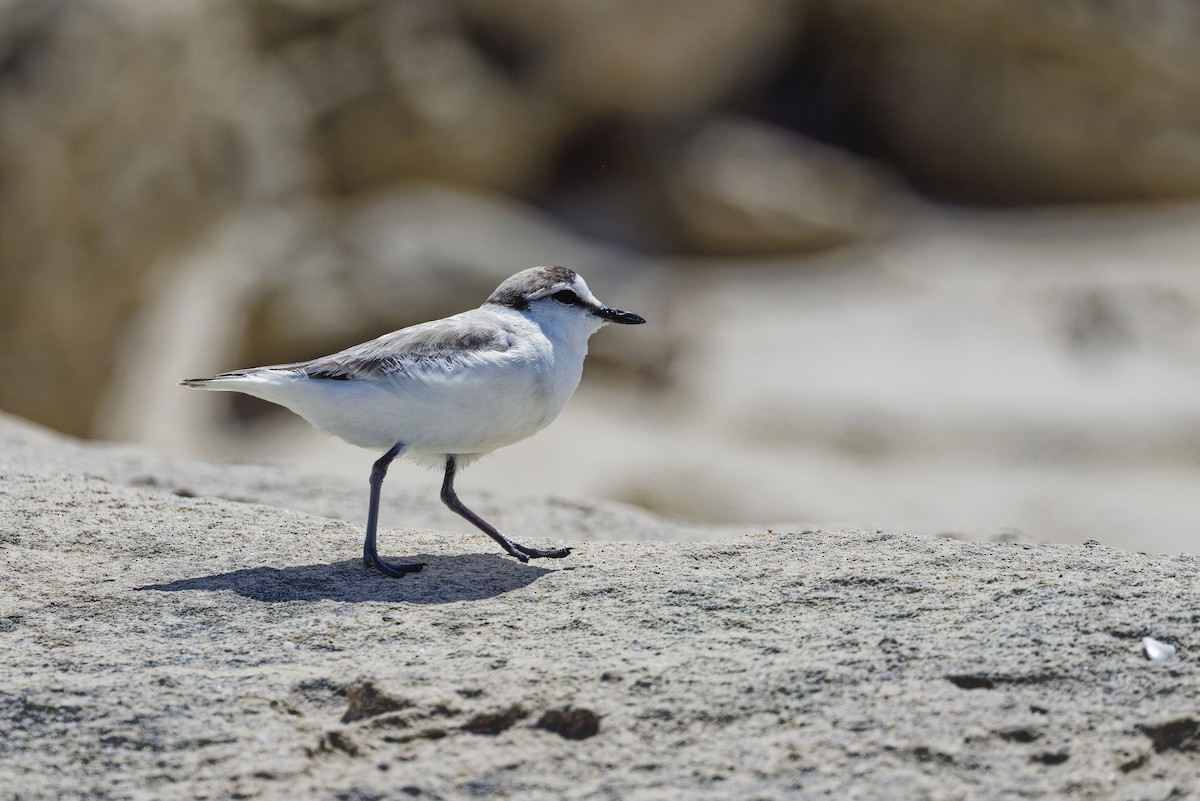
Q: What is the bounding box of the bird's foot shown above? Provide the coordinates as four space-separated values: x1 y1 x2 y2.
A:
507 542 572 561
364 552 426 577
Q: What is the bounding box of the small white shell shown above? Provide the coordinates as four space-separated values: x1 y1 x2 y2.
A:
1142 637 1176 662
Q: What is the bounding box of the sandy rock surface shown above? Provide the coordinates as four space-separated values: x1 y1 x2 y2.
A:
2 413 1197 800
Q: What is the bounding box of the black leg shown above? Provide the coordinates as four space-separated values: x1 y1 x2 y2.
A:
440 455 571 562
363 444 425 577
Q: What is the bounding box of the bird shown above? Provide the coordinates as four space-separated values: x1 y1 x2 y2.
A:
180 265 646 577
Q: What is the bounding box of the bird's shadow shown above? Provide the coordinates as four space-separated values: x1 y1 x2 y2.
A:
136 553 555 604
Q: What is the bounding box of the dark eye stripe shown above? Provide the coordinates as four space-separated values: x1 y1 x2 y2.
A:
552 289 581 305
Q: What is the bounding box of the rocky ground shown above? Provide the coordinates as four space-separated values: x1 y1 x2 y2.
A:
2 412 1197 800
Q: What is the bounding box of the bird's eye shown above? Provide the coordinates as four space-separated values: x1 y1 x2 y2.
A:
552 290 580 305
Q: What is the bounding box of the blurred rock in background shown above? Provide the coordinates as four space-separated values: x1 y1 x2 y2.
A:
811 0 1200 202
4 0 1200 553
0 0 258 438
661 116 897 253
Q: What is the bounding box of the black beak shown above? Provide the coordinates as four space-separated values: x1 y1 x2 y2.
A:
593 305 646 325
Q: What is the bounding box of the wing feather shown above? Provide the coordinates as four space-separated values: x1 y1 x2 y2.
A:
295 315 514 382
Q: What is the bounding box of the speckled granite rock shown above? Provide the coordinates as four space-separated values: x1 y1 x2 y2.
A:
1 413 1196 800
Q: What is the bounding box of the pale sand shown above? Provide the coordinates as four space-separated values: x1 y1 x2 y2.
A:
1 411 1196 800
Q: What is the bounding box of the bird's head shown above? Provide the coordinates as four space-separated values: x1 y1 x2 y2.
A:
486 266 646 335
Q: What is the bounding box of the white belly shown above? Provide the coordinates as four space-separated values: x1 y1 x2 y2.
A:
236 339 585 458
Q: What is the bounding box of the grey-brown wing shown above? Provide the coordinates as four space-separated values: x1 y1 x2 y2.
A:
294 316 514 381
